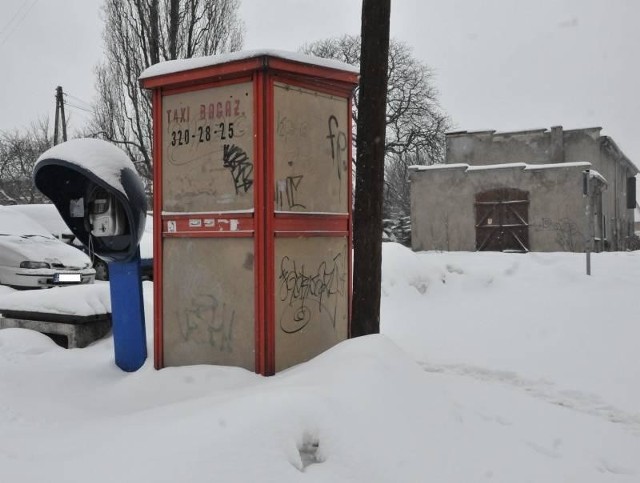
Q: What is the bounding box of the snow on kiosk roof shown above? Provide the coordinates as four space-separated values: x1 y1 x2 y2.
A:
139 49 359 88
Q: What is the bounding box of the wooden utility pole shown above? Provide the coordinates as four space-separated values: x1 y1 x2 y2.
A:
53 86 67 145
351 0 391 337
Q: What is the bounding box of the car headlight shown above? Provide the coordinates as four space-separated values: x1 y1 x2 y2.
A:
19 261 51 269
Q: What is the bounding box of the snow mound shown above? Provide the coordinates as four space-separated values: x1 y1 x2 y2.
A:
0 328 58 355
0 283 111 317
381 242 443 295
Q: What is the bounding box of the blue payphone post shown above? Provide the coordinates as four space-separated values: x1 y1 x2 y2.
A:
33 138 147 371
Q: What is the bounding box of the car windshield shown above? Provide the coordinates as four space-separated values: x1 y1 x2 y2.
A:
0 207 58 239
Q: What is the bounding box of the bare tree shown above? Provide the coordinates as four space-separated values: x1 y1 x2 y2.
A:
384 151 428 219
304 35 449 248
0 120 52 205
382 150 437 245
351 0 391 338
302 35 450 164
91 0 244 189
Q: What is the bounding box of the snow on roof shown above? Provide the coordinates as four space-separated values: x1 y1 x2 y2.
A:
524 161 592 170
408 163 470 171
35 139 135 197
139 49 360 80
467 162 528 171
446 126 604 138
585 169 608 185
410 161 593 173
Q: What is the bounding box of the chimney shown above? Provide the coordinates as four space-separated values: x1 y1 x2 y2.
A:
549 125 564 163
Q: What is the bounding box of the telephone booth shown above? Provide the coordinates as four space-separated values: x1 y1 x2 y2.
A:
140 50 359 375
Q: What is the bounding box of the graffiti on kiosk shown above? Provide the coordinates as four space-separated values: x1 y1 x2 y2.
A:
276 175 305 210
277 111 309 142
326 115 347 181
277 251 346 334
177 293 235 352
162 87 254 208
223 144 253 194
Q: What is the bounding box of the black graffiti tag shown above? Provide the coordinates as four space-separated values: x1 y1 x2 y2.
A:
223 143 253 194
278 253 346 334
326 115 347 180
277 175 306 210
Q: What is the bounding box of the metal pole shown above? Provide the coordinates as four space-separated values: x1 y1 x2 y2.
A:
108 249 147 371
58 86 68 142
584 170 593 276
53 86 61 145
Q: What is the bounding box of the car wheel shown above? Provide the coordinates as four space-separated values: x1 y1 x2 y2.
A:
94 259 109 281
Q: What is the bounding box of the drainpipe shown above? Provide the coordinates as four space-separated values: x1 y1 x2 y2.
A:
613 159 618 250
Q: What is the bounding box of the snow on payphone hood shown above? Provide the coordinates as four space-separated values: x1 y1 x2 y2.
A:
35 138 134 198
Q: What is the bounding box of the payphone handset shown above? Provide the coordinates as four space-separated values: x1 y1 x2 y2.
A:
87 186 126 237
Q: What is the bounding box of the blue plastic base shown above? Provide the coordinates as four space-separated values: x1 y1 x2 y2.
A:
108 253 147 371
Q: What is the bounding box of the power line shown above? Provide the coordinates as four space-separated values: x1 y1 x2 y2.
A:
65 110 92 125
0 0 39 49
65 102 93 114
0 2 29 35
64 92 93 110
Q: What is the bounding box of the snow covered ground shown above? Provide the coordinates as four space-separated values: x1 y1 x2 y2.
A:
1 244 639 482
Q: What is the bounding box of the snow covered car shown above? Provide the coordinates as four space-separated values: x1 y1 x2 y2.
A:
0 207 95 289
9 203 74 243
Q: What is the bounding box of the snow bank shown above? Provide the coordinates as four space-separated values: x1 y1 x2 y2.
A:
1 247 640 482
381 246 640 416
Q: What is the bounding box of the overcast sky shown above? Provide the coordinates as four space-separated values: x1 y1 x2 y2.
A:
1 0 638 164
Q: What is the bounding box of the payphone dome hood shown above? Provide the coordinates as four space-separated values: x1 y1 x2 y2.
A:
33 138 147 263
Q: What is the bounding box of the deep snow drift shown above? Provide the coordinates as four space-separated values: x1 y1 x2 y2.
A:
1 244 639 482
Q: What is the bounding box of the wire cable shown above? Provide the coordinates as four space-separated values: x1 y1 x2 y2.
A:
64 92 94 109
0 0 40 49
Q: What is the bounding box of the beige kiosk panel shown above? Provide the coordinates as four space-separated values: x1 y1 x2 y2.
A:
275 236 349 371
273 83 349 213
162 82 254 212
163 238 255 370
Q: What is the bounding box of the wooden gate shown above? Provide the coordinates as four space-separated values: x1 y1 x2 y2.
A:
475 188 529 252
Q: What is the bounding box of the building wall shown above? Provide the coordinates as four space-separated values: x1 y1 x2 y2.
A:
447 129 551 165
444 127 638 250
410 163 591 252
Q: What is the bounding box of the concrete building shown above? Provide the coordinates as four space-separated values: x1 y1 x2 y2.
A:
410 126 638 252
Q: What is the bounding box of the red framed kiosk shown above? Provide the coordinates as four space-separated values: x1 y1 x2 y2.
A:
140 50 358 375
